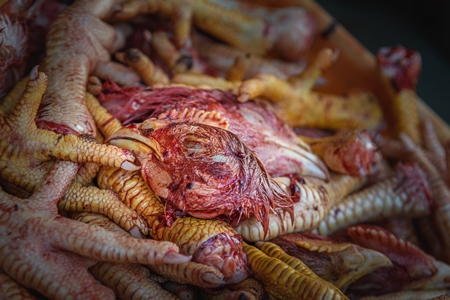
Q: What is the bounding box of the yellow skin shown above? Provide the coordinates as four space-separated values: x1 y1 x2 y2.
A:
113 0 273 54
265 236 393 290
242 242 349 300
192 32 305 80
0 69 139 195
377 47 422 145
151 31 204 75
59 182 149 236
255 241 320 279
0 70 148 238
394 90 422 144
116 48 169 86
172 49 383 131
237 48 383 130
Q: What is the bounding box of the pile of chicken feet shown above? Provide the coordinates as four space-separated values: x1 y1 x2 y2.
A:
1 0 450 299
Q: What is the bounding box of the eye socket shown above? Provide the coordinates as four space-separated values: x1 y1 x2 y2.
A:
183 135 211 156
239 107 266 126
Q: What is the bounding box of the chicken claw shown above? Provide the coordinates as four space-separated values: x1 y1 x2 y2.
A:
0 160 189 299
243 242 348 300
0 68 139 193
314 163 431 236
238 49 383 130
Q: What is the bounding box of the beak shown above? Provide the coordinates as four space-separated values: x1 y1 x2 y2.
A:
107 125 164 161
334 247 393 290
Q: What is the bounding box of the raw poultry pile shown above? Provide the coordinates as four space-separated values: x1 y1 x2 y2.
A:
1 0 450 299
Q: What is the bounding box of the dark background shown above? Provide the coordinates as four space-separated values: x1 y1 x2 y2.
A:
316 0 450 124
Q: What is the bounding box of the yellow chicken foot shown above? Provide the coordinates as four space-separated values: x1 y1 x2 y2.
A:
148 260 225 289
150 31 200 75
0 69 139 194
255 241 320 279
314 162 431 236
236 172 366 242
192 32 305 80
116 48 169 86
90 262 179 300
0 76 28 113
114 0 273 56
74 162 101 186
0 161 190 299
268 233 392 290
73 212 179 299
226 53 252 82
243 242 349 300
172 73 241 92
417 120 449 183
59 182 149 237
238 49 383 130
422 120 446 163
0 75 144 237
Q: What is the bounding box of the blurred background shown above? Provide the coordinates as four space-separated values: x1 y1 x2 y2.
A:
316 0 450 124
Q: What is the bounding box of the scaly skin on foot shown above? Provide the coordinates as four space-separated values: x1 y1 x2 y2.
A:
37 0 139 136
0 68 139 194
313 163 432 236
59 182 149 236
236 172 366 242
243 242 349 300
72 212 178 299
0 161 190 299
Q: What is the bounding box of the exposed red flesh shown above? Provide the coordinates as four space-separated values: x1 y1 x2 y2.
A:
35 120 81 136
137 121 293 232
193 233 250 284
100 81 316 178
376 45 421 92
